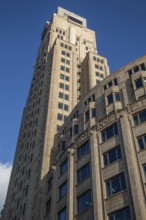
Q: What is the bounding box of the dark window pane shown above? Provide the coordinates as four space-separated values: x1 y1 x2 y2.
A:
107 94 113 104
77 190 91 213
59 181 67 198
133 66 139 73
77 163 90 183
133 115 139 125
128 69 133 77
77 140 89 159
115 92 120 101
111 175 121 195
108 81 113 87
108 149 117 164
117 146 122 159
85 110 90 122
58 207 66 220
139 110 146 123
92 108 96 117
138 137 145 150
109 207 131 220
103 153 108 166
135 78 143 89
58 102 63 109
60 160 68 175
140 63 146 71
74 124 79 135
113 78 118 85
68 15 83 25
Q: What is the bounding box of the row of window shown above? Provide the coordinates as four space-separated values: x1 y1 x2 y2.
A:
58 206 131 220
61 50 70 57
59 83 69 91
95 64 103 71
96 71 104 78
59 92 69 101
60 43 72 51
93 56 104 63
107 92 120 105
60 65 70 73
134 77 146 89
61 58 70 65
60 74 69 81
103 78 118 90
128 63 146 77
58 102 69 111
57 113 68 122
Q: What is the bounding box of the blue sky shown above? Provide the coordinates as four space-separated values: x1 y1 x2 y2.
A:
1 0 146 164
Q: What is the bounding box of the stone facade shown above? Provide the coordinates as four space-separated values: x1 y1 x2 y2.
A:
44 55 146 220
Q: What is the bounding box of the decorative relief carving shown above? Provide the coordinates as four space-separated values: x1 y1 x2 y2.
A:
98 114 116 129
76 129 90 146
130 98 146 112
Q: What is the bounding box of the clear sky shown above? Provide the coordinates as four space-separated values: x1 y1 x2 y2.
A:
1 0 146 164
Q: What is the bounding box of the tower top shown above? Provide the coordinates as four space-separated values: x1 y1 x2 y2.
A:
56 7 87 27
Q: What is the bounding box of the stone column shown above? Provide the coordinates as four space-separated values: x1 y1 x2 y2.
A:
119 113 146 220
90 129 104 220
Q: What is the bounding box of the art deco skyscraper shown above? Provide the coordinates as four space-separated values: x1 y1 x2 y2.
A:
1 7 109 220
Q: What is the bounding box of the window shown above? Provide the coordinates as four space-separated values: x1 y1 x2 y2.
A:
66 52 70 57
100 66 103 71
61 58 65 63
137 135 146 150
59 83 64 89
59 181 67 198
58 207 66 220
57 113 63 121
106 173 126 197
92 108 96 117
103 85 107 90
61 141 66 150
103 145 122 166
77 163 90 183
64 115 68 122
58 102 63 109
140 63 146 71
61 51 65 56
60 65 65 71
59 92 63 99
66 67 70 73
115 92 120 101
77 190 92 213
60 160 68 175
101 123 118 141
85 110 90 122
95 64 99 69
107 93 113 105
113 78 118 85
66 60 70 65
64 104 69 111
77 140 90 159
65 76 69 81
65 94 69 100
133 110 146 125
74 124 78 135
96 72 99 76
109 207 131 220
108 81 113 87
100 73 104 78
135 78 143 89
68 15 83 25
65 85 69 91
128 69 133 77
60 74 64 79
133 66 139 73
